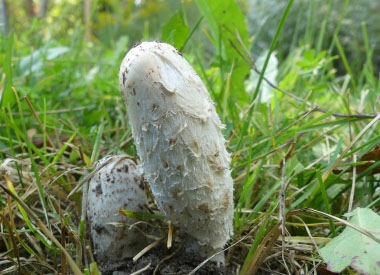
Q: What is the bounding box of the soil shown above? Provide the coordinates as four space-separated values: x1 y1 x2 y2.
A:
99 244 237 275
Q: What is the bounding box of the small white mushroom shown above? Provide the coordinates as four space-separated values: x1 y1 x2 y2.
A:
87 155 148 266
119 41 234 263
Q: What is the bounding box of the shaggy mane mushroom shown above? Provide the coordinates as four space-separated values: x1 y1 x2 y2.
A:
119 41 234 264
87 155 148 269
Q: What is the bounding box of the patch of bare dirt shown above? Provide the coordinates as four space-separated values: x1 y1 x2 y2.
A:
99 245 237 275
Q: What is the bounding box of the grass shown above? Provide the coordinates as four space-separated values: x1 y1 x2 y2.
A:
1 0 380 274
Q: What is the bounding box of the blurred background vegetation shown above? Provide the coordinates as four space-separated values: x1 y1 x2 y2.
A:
2 0 380 107
2 0 379 114
248 0 380 76
1 0 206 129
1 0 379 147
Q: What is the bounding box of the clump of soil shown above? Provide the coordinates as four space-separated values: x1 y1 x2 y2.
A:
99 244 237 275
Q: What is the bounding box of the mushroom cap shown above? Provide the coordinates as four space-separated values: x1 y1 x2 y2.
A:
119 42 234 250
87 155 148 264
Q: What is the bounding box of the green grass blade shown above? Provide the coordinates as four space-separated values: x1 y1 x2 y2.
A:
316 169 336 236
334 35 357 90
238 0 294 150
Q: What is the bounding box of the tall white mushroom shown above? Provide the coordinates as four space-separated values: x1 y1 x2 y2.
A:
119 42 234 263
87 155 148 267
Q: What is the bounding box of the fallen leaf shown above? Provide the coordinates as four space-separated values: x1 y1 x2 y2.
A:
320 208 380 274
333 144 380 175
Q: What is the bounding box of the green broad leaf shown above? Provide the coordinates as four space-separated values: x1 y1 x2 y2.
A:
195 0 250 101
161 12 190 51
320 208 380 274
